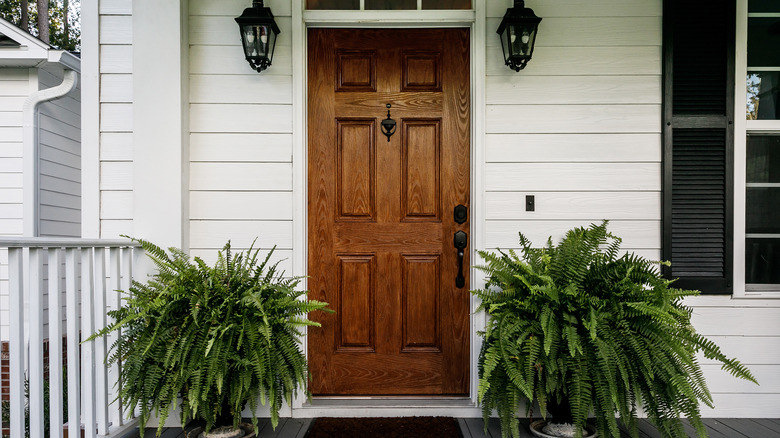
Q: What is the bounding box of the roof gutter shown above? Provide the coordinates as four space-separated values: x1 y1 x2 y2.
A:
22 68 79 236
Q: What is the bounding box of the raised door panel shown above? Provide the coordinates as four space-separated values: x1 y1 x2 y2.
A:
402 119 441 221
402 255 441 352
402 51 442 92
337 255 376 352
337 119 376 220
336 50 377 92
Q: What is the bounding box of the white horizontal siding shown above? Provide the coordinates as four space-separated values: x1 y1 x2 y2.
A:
485 163 660 191
100 45 132 74
190 133 292 162
483 1 664 281
100 132 132 161
189 163 292 191
190 192 293 220
99 0 131 15
100 74 132 102
486 105 661 134
485 134 661 162
99 1 133 239
190 45 293 75
189 0 292 17
99 15 132 45
487 76 661 105
487 46 662 77
190 104 293 133
485 192 660 220
0 66 26 312
684 297 780 417
37 66 81 238
484 220 660 250
190 220 293 250
190 75 292 104
486 0 661 18
188 0 294 260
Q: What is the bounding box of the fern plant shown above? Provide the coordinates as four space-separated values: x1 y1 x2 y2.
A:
472 221 757 438
89 239 331 437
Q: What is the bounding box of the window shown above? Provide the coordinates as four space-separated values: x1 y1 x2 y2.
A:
306 0 472 10
743 0 780 291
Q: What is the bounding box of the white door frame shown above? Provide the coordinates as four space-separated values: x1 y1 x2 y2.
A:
291 1 488 418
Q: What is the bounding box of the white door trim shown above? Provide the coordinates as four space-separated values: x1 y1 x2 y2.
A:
291 0 487 417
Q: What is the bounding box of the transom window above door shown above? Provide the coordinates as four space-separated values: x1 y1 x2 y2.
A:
306 0 472 10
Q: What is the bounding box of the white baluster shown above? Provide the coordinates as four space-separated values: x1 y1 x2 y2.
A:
108 247 122 428
121 246 134 422
28 248 45 438
8 247 25 438
81 247 96 438
48 247 64 438
92 246 109 434
66 247 82 438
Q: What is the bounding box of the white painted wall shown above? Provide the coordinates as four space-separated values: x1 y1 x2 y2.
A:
92 0 780 417
0 68 27 340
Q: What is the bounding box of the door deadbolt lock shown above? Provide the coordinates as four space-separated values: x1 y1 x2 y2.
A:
454 205 467 224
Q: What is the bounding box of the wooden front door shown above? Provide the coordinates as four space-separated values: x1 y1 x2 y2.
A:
307 28 470 396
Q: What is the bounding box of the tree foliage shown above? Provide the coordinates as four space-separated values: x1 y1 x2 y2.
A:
472 221 757 438
88 239 331 436
0 0 80 51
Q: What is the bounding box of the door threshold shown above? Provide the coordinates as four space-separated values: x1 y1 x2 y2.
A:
294 397 482 418
313 396 471 400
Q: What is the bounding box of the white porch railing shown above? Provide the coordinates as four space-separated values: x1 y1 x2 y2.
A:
1 238 141 438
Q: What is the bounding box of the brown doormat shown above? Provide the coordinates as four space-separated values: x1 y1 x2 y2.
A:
305 417 463 438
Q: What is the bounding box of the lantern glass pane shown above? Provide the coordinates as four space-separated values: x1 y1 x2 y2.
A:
500 27 511 63
422 0 471 9
266 27 277 61
242 24 271 58
306 0 359 9
366 0 416 9
509 23 536 58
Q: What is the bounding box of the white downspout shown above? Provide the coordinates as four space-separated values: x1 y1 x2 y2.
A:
22 69 79 237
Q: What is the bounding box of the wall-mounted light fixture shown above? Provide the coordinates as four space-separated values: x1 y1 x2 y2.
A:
235 0 280 72
496 0 542 71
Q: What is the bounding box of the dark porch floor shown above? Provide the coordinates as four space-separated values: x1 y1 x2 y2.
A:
130 417 780 438
460 417 780 438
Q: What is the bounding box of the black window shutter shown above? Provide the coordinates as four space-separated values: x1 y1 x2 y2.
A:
663 0 735 294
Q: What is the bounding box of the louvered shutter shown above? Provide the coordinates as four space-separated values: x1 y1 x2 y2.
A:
663 0 735 293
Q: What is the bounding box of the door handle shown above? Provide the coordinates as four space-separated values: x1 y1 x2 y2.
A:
454 231 467 288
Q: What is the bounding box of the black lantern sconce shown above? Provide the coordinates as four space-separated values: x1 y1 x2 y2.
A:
496 0 542 71
235 0 280 72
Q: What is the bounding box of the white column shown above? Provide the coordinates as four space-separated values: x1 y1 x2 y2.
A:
132 0 190 251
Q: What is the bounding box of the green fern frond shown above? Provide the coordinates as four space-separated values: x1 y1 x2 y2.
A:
472 221 757 438
90 239 331 436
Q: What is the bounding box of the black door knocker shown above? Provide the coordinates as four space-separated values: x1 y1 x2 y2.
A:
380 104 396 142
